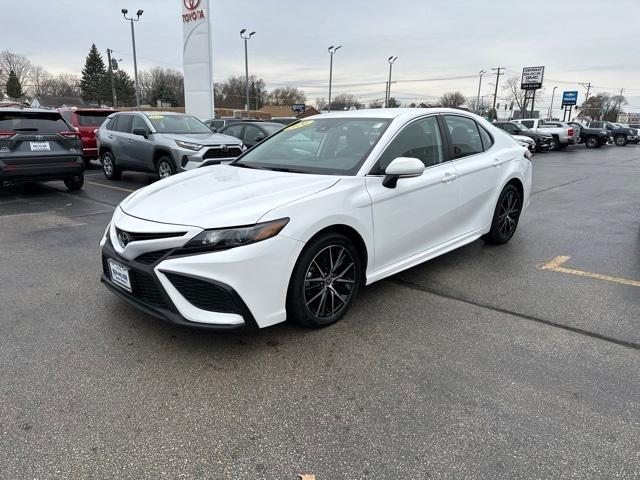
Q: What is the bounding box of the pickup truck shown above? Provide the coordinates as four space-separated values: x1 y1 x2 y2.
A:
586 120 638 146
513 118 573 150
567 122 611 148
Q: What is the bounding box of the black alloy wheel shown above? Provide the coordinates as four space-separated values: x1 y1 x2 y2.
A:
287 233 361 328
482 184 523 244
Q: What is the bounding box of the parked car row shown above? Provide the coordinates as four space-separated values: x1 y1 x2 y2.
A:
493 117 637 152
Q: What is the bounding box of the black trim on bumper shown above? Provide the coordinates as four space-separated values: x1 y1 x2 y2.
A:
0 156 84 183
101 238 259 331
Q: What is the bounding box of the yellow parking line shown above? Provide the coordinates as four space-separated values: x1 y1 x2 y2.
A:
87 181 135 193
540 256 640 288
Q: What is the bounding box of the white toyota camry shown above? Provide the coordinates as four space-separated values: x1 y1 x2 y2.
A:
100 108 532 330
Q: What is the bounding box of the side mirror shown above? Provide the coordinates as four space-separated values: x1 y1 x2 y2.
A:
382 157 425 188
511 129 519 135
132 128 148 138
209 127 218 133
254 134 266 142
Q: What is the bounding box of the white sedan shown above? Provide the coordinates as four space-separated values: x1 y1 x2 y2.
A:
100 108 532 330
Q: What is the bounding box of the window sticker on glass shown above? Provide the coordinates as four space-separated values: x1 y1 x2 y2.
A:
285 120 314 130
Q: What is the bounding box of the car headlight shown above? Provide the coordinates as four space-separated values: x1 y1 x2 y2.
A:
175 140 203 151
182 218 289 253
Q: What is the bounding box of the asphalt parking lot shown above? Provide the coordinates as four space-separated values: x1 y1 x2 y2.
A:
1 145 639 479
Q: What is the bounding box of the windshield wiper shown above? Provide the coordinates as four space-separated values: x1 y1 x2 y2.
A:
232 163 269 170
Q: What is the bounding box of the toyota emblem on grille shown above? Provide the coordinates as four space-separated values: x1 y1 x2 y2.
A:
221 144 228 152
117 230 131 248
35 135 44 140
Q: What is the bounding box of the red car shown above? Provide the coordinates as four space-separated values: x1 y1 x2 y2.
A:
59 108 115 164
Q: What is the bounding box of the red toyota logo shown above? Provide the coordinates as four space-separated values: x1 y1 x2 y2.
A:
184 0 200 10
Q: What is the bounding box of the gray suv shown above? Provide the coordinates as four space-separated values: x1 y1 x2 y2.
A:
96 111 244 180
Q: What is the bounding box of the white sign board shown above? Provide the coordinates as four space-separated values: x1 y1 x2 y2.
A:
182 0 214 119
521 66 545 90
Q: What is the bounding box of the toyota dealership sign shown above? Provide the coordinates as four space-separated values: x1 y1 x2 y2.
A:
182 0 214 119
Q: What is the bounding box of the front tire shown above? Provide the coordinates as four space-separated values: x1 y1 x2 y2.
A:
482 184 523 244
101 151 122 180
287 233 362 328
64 174 84 191
156 157 175 180
550 137 560 151
614 135 627 146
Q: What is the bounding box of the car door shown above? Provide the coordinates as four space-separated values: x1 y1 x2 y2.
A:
365 115 459 271
112 114 134 167
222 123 244 143
444 114 506 236
128 114 155 171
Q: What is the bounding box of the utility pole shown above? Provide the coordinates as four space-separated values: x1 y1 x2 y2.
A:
580 82 591 102
491 67 504 111
386 56 397 108
240 29 256 113
121 9 143 108
106 49 118 108
616 88 624 121
548 86 557 120
327 45 341 112
476 70 486 114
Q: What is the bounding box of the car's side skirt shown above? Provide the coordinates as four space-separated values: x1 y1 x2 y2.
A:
365 227 488 285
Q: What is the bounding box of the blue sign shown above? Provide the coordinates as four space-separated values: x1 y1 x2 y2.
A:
292 103 306 113
562 91 578 106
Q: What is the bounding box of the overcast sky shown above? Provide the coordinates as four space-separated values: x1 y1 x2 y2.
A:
4 0 640 110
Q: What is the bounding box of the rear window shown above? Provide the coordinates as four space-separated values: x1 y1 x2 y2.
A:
77 111 112 127
0 112 70 133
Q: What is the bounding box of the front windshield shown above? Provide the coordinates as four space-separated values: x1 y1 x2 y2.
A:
147 114 212 134
234 118 391 175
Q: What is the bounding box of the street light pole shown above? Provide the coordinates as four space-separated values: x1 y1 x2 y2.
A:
240 29 256 112
122 8 143 108
386 56 397 107
327 45 341 112
548 86 558 119
476 69 487 114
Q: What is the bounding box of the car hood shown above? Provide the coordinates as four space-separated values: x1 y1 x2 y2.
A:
512 134 534 144
158 132 240 145
120 164 340 228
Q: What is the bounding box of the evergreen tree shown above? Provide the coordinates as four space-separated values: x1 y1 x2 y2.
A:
113 70 136 107
6 70 23 98
80 44 108 104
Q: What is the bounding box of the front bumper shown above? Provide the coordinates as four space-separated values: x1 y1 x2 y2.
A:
100 209 304 329
175 144 244 172
0 155 84 183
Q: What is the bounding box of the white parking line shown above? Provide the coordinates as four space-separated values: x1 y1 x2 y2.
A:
87 181 135 193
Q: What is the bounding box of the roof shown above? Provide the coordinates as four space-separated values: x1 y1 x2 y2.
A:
315 107 483 120
0 107 64 114
58 106 116 112
139 111 188 116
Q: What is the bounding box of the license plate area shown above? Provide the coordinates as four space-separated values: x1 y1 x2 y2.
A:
30 141 51 152
108 259 132 292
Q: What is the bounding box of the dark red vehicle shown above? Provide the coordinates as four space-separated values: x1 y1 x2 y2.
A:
59 108 115 164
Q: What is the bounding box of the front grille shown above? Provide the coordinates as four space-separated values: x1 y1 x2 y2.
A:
164 272 239 314
115 228 186 242
135 249 172 264
203 147 243 160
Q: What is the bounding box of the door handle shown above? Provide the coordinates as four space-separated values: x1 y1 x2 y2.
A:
492 158 504 167
108 135 114 139
127 139 134 143
440 172 457 183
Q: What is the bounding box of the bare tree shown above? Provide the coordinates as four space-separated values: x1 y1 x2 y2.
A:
502 76 527 112
0 50 32 88
266 86 306 105
439 91 466 108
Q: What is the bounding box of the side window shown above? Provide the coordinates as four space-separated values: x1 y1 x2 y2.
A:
372 116 444 174
478 124 494 150
225 124 244 138
132 115 148 132
243 125 262 143
444 115 484 159
106 116 118 131
114 114 133 133
521 120 534 128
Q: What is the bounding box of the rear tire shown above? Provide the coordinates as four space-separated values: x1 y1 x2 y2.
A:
287 233 362 328
156 157 175 180
101 151 122 180
551 137 560 151
585 136 600 149
482 184 523 245
64 174 84 191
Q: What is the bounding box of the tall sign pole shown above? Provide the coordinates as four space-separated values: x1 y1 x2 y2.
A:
182 0 215 119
